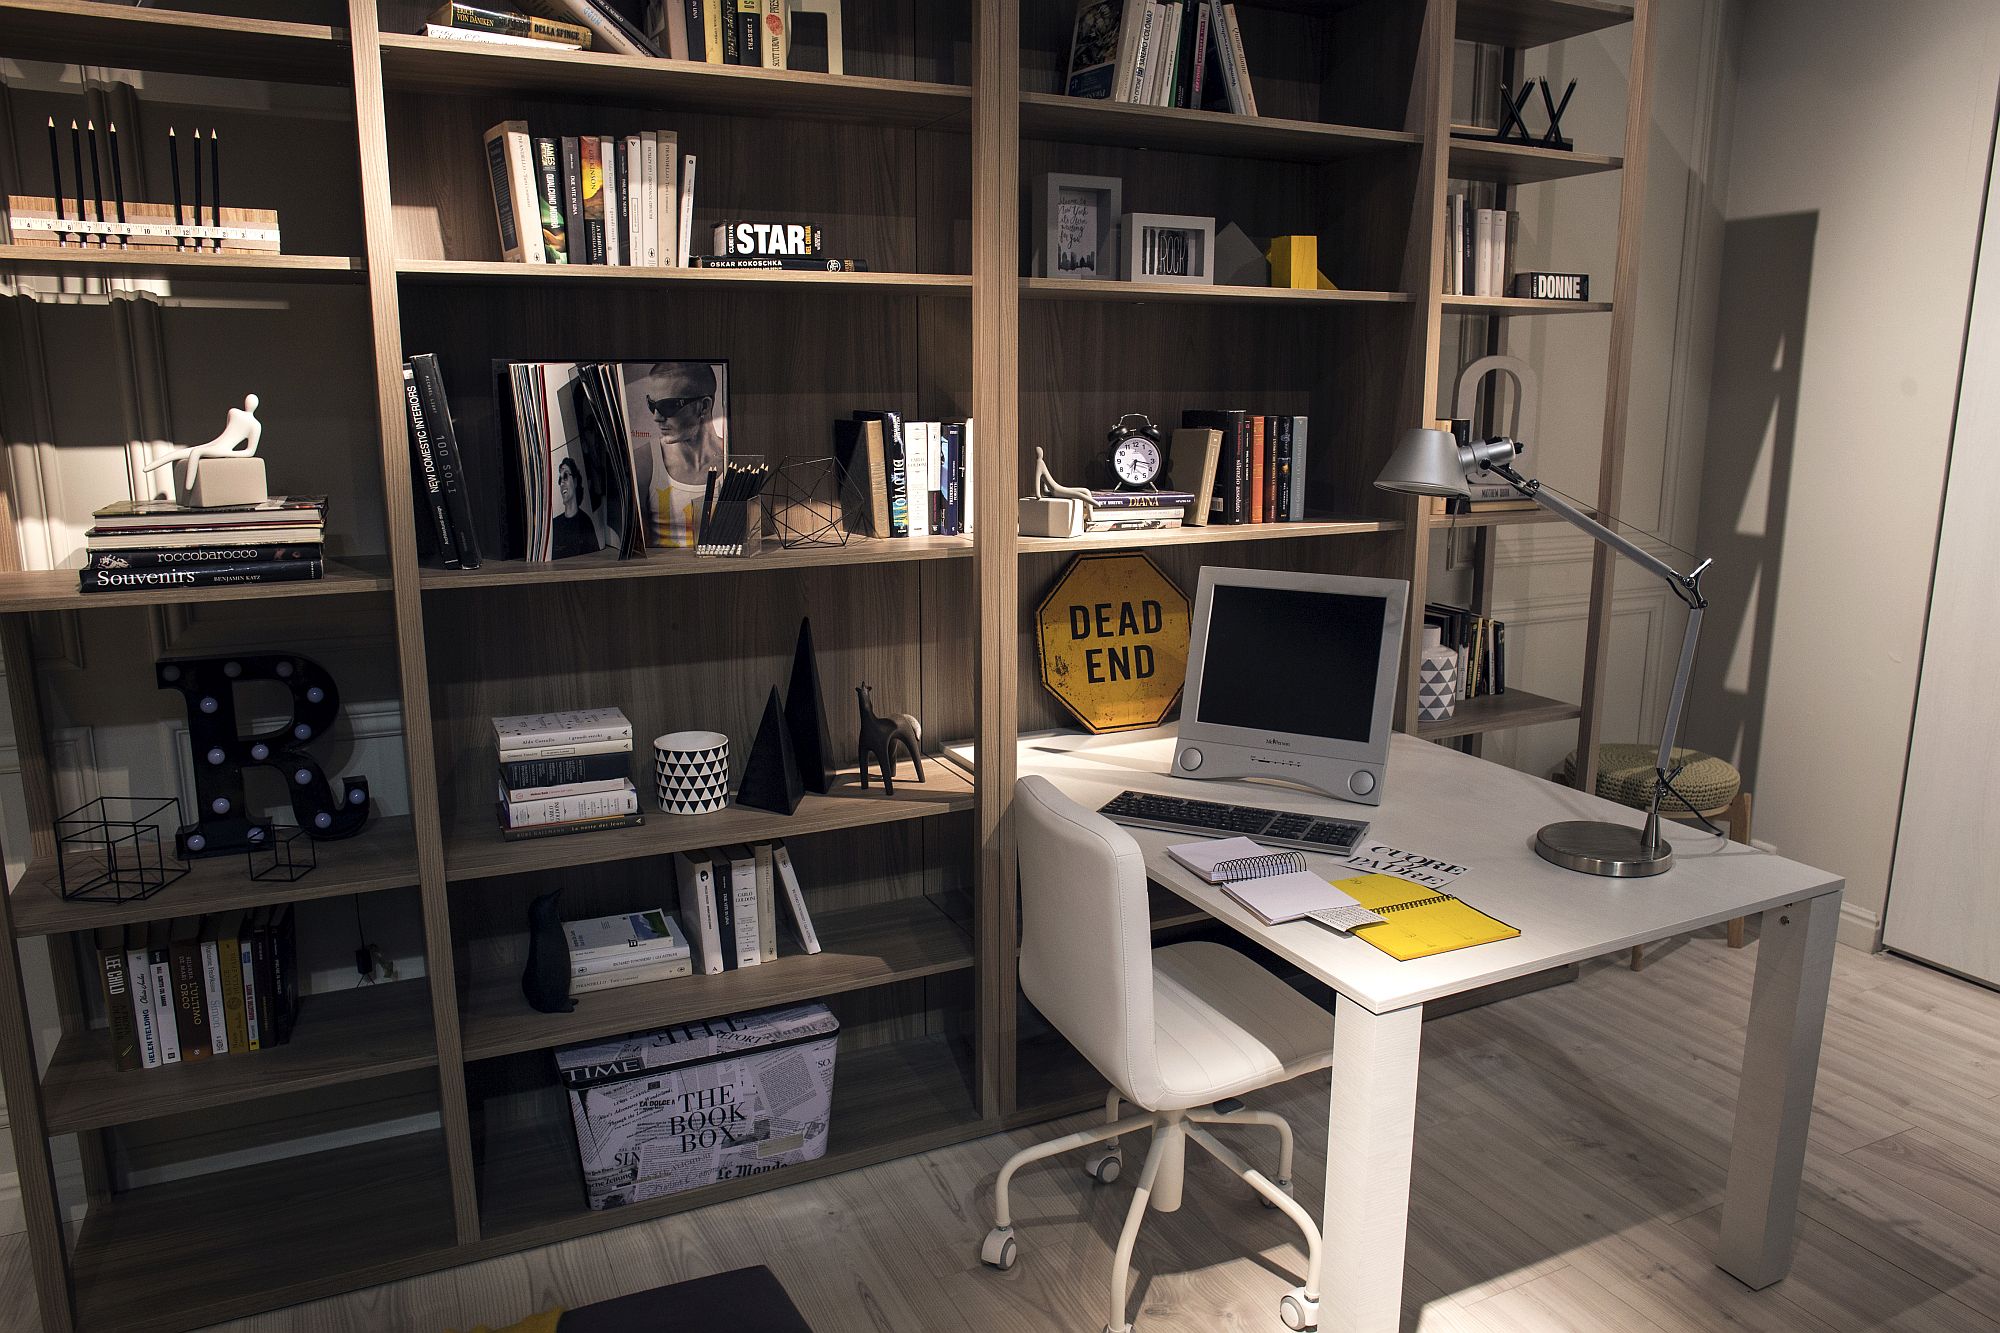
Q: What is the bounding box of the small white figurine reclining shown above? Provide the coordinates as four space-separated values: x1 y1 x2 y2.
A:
143 394 266 507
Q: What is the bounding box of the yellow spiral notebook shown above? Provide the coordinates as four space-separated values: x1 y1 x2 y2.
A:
1333 874 1521 961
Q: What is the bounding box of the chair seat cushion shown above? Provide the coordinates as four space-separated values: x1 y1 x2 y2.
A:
1560 743 1741 814
1144 940 1334 1112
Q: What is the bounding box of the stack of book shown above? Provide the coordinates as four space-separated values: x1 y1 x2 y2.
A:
92 910 297 1073
1425 602 1508 702
484 120 696 267
672 841 822 974
1444 194 1517 298
834 412 976 540
495 708 643 840
1064 1 1257 114
1078 489 1198 534
402 352 482 570
1181 411 1309 525
79 496 327 593
699 218 868 272
429 1 835 70
565 907 693 994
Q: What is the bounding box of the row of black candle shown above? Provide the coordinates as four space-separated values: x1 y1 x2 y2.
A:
42 115 223 250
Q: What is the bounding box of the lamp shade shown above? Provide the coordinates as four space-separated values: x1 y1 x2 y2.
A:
1375 428 1472 499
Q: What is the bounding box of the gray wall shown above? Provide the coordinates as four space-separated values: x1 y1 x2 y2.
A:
1689 0 2000 942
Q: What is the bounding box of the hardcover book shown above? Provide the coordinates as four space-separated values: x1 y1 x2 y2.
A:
494 707 634 749
94 926 141 1072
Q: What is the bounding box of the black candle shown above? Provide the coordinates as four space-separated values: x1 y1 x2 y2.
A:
46 117 65 245
86 119 105 236
208 128 221 251
108 121 127 247
169 127 185 248
191 128 203 250
68 120 86 245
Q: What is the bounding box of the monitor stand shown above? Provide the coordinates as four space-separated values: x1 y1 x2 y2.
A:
1168 739 1385 806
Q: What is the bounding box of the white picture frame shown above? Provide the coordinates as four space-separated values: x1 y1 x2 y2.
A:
1124 212 1216 285
785 0 844 75
1035 172 1123 280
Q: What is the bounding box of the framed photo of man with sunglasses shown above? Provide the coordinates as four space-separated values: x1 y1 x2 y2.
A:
619 359 730 549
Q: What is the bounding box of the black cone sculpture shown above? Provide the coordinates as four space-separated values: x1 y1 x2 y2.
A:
738 686 806 815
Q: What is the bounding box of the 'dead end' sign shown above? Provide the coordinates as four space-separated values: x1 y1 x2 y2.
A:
1035 553 1191 733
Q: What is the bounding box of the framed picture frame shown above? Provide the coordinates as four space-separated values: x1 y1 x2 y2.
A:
1124 213 1216 285
1034 172 1123 280
785 0 844 75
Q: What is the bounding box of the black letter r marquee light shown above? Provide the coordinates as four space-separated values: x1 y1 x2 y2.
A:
157 653 371 858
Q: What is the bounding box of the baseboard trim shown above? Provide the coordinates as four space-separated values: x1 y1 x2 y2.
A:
1838 902 1882 953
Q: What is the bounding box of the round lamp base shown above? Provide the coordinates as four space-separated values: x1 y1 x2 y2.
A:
1534 820 1674 878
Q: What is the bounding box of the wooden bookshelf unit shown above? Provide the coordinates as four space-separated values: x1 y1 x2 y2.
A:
0 1 1655 1328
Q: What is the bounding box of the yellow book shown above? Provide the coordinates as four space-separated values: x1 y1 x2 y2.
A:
1335 874 1520 961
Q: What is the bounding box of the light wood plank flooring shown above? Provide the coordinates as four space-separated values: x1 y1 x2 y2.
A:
12 928 2000 1332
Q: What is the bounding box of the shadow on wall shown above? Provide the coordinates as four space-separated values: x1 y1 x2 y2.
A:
1687 212 1817 789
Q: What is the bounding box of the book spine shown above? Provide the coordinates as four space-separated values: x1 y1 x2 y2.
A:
1126 2 1156 102
219 934 248 1054
169 936 211 1061
402 364 459 566
1263 415 1279 519
1233 415 1251 522
534 136 567 263
559 137 585 265
772 843 822 953
721 0 740 61
496 723 633 748
1461 198 1475 296
1248 414 1266 523
239 937 261 1051
412 354 482 568
569 946 690 977
732 858 761 966
84 544 318 568
199 939 230 1056
701 0 724 61
432 3 592 45
678 153 696 266
1188 0 1211 106
505 123 544 265
600 135 621 266
504 775 631 802
878 415 910 536
736 0 760 63
686 0 707 60
271 909 298 1044
127 946 161 1070
762 0 785 67
580 136 606 265
1475 206 1494 297
1289 416 1307 520
712 861 738 970
1275 416 1292 522
905 422 931 538
98 942 141 1072
1222 3 1256 114
249 920 277 1047
80 560 324 592
482 123 525 263
680 858 724 974
498 751 631 788
754 848 777 962
569 959 693 993
150 952 181 1065
500 813 643 841
503 786 639 827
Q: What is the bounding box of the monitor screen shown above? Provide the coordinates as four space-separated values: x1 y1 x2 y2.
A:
1194 584 1389 743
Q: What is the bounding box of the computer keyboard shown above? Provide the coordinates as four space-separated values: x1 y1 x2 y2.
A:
1097 790 1370 857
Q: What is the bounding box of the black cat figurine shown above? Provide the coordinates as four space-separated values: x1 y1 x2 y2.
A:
522 888 576 1013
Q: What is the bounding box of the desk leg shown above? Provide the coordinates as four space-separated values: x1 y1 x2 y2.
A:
1323 996 1423 1333
1717 891 1839 1288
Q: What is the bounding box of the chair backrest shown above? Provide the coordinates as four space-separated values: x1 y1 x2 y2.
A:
1013 775 1164 1107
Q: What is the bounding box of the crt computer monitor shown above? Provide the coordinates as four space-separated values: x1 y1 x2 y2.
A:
1173 567 1409 805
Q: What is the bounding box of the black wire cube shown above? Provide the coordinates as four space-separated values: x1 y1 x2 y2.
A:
54 796 188 904
767 456 863 549
247 823 317 883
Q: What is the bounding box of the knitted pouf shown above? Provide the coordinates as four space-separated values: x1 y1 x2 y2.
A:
1559 743 1742 815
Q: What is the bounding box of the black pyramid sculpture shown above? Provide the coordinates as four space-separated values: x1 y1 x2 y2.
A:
784 617 836 795
738 685 806 815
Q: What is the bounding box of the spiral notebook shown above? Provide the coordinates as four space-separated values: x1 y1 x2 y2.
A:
1330 874 1521 960
1167 837 1385 932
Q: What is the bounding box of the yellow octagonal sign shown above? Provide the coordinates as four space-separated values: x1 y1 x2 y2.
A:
1035 553 1192 733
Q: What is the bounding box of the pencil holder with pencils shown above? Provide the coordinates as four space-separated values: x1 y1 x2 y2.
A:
695 457 771 558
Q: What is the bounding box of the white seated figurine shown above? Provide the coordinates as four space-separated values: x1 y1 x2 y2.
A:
143 394 267 507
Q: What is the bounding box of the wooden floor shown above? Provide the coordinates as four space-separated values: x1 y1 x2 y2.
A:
11 928 2000 1332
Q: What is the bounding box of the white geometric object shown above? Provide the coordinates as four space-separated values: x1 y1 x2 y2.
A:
1417 626 1457 724
187 456 269 507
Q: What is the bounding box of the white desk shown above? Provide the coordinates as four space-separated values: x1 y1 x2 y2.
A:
999 728 1843 1333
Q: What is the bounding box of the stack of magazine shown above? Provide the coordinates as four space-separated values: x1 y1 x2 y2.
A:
564 907 692 995
495 707 641 840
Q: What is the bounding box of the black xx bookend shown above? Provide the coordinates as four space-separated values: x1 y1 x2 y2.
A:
785 617 835 795
739 686 806 815
1470 77 1577 151
522 888 577 1014
156 653 372 858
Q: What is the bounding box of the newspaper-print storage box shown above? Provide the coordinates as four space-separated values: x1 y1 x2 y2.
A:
555 1002 839 1210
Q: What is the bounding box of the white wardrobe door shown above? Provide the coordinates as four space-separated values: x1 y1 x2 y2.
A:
1884 129 2000 985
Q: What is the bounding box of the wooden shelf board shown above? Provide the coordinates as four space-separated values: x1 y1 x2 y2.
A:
1442 293 1612 315
397 257 970 294
0 0 351 84
70 1130 457 1333
1457 0 1634 48
1024 276 1412 307
377 34 970 129
1448 138 1623 184
478 1034 983 1246
10 816 419 939
0 557 391 615
1018 91 1419 163
444 768 974 884
420 535 972 592
1019 516 1400 556
461 897 973 1062
1415 689 1582 741
0 244 366 284
42 981 436 1134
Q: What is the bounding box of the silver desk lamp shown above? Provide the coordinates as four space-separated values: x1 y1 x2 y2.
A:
1375 422 1713 877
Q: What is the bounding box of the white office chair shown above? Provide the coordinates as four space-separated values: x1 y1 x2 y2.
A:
981 775 1333 1333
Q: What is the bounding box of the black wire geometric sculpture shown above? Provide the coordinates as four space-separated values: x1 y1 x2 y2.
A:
767 456 863 549
54 796 188 904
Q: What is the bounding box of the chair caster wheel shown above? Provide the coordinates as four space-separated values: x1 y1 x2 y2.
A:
1261 1176 1295 1209
1279 1289 1319 1331
1084 1149 1123 1185
980 1227 1017 1271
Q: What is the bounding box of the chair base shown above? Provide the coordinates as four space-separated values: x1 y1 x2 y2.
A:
982 1095 1321 1332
